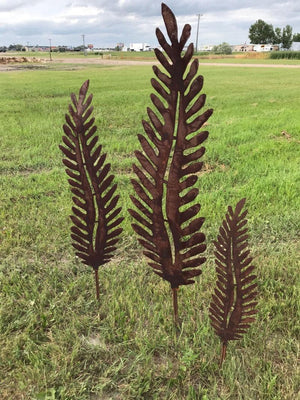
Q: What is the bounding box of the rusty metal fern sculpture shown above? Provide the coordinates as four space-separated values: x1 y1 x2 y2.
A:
60 80 123 300
209 198 258 366
129 3 213 324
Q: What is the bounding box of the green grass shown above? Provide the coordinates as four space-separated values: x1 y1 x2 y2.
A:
197 57 300 65
0 62 299 399
270 51 300 60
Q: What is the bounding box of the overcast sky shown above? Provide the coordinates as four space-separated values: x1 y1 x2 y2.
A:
0 0 299 48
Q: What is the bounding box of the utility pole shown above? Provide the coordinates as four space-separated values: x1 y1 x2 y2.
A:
195 14 203 53
49 38 52 61
82 34 87 56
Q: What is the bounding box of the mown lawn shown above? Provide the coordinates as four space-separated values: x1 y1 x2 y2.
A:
0 62 299 399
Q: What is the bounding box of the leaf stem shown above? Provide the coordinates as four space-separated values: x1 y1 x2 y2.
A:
172 287 179 326
219 341 227 367
94 268 100 301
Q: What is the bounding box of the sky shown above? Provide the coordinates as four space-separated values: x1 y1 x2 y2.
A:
0 0 299 48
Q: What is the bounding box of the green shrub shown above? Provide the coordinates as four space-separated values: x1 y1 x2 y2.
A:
270 51 300 59
212 42 232 55
194 51 211 56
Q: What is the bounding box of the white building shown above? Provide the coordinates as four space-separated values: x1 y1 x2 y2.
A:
291 42 300 51
127 43 151 52
198 44 214 51
253 44 279 52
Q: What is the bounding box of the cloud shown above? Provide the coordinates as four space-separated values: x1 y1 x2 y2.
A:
0 1 26 12
0 0 299 47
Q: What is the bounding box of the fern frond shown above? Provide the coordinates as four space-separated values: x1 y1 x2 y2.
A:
60 80 123 299
209 198 258 366
129 3 213 322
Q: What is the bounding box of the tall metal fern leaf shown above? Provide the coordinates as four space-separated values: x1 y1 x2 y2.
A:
60 80 123 300
129 3 213 324
209 198 258 366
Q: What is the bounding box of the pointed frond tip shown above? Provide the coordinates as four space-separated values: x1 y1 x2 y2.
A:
209 198 258 366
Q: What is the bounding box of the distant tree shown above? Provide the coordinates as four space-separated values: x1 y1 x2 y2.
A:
273 27 282 44
8 44 24 51
293 33 300 42
281 25 293 49
74 45 84 52
212 42 232 55
249 20 275 44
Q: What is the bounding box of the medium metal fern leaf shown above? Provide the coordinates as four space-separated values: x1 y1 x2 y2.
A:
129 3 213 323
60 80 123 299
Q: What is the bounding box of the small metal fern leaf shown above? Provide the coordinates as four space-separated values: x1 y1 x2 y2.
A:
59 80 124 300
209 198 258 366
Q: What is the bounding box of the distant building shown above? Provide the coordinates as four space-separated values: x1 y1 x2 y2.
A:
198 44 214 51
127 43 151 51
253 44 279 52
291 42 300 51
233 44 254 52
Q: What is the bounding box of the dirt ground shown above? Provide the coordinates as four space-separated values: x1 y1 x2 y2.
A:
0 56 299 70
58 57 300 68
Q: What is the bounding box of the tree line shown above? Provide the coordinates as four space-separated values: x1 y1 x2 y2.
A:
249 20 299 49
1 22 299 55
0 44 87 53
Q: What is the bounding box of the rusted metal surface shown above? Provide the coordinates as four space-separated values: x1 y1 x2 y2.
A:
129 3 213 321
60 80 123 299
209 198 258 366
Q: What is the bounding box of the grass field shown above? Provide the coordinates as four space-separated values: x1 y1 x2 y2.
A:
0 61 299 399
5 50 300 65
